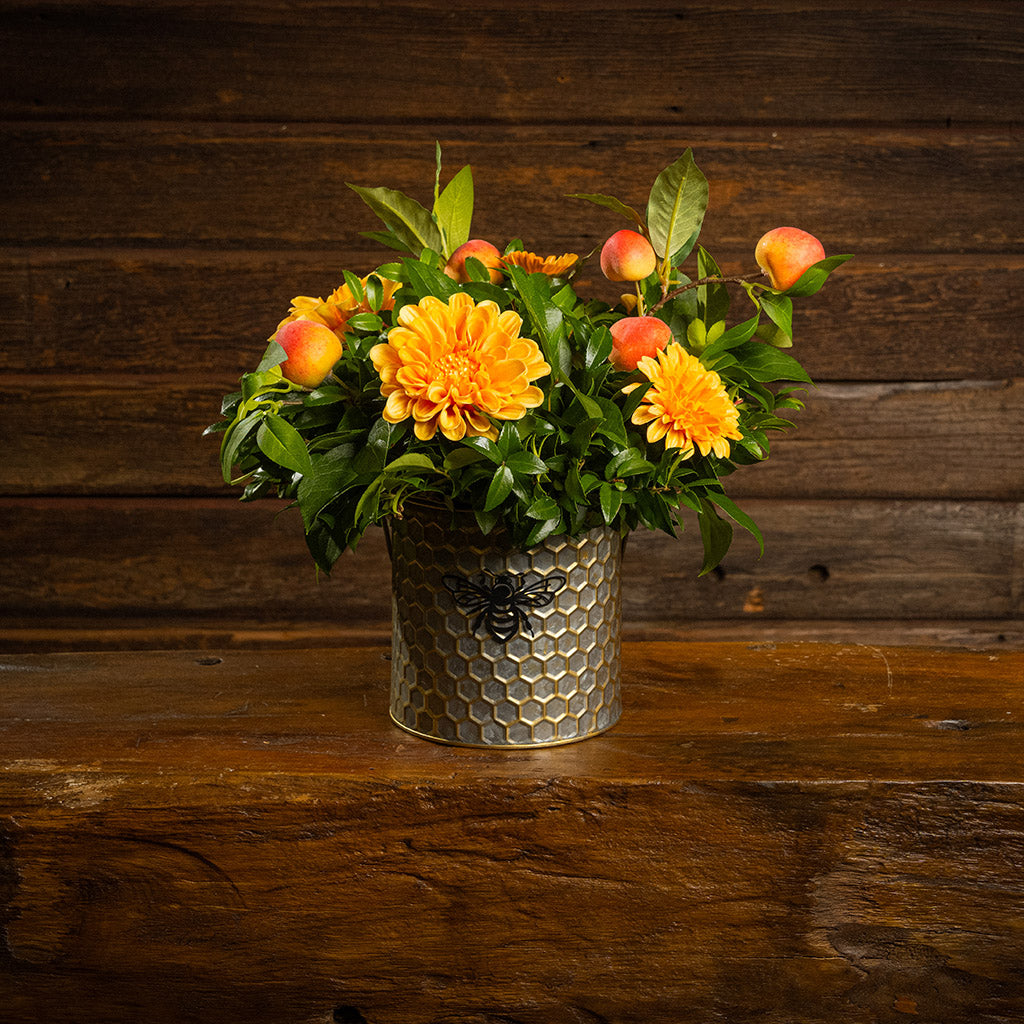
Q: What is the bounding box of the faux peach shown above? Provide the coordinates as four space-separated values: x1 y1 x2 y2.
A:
600 229 657 283
443 239 504 284
274 318 343 388
755 227 826 291
609 315 672 371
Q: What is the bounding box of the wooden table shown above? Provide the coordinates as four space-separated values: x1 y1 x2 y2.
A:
2 642 1023 1023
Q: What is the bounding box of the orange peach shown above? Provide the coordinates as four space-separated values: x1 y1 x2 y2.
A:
600 229 657 283
443 239 504 284
754 227 826 291
274 318 343 388
609 316 672 371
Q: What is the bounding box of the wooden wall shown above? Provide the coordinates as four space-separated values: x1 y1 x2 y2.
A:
1 1 1022 652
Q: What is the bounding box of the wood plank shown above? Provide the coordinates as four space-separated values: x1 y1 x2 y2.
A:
2 616 1022 655
1 2 1021 125
3 377 1020 499
1 125 1021 252
1 643 1023 1022
0 497 1018 621
3 250 1022 382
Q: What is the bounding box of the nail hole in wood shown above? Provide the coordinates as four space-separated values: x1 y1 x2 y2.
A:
808 564 830 582
333 1008 367 1024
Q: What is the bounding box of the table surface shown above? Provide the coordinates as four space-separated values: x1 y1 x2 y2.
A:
3 641 1022 787
4 641 1024 1024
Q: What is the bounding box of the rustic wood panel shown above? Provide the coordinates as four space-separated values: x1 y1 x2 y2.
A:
4 377 1020 499
2 125 1021 252
0 498 1018 621
3 616 1022 655
3 250 1021 382
2 643 1023 1022
2 1 1021 126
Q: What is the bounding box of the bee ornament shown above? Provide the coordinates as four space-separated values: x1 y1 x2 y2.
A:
442 570 567 644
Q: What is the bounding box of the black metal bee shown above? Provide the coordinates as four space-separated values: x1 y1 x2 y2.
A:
442 570 567 643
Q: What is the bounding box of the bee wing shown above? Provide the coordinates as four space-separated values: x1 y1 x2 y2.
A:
516 573 567 609
442 574 491 613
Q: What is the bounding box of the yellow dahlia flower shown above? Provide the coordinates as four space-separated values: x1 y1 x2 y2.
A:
625 343 742 458
277 274 400 336
370 292 550 442
501 250 579 276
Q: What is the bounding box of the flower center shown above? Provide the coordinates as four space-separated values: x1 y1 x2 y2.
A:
434 351 478 383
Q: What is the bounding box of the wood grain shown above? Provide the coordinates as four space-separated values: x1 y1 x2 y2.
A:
3 250 1021 381
2 1 1021 125
1 643 1023 1022
2 125 1021 252
0 497 1018 621
3 377 1020 499
3 615 1022 655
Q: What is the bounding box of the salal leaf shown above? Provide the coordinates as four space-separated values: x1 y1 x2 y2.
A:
433 164 474 258
705 491 764 555
220 412 261 482
567 192 647 231
484 464 514 511
785 254 854 297
348 183 444 257
383 453 437 474
257 339 288 372
257 415 313 477
646 149 709 262
757 290 794 343
697 497 733 576
732 341 812 384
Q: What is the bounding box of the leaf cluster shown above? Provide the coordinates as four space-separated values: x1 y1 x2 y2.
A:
208 149 850 575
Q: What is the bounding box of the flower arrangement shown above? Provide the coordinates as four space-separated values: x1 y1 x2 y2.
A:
210 148 849 575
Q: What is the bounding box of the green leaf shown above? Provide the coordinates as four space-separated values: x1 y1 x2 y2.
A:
705 491 764 555
364 275 384 312
220 412 262 481
526 494 561 520
599 481 624 524
484 465 514 511
758 290 794 343
585 325 614 368
732 341 812 384
444 447 488 471
297 450 356 529
785 254 854 297
384 453 437 474
474 507 500 535
345 312 383 333
701 315 761 361
348 183 444 256
257 415 313 477
567 192 647 231
257 339 288 372
696 246 729 326
697 498 733 576
342 270 365 304
404 259 459 301
361 229 411 253
505 265 565 377
433 164 474 258
646 149 709 262
524 517 562 546
506 451 547 476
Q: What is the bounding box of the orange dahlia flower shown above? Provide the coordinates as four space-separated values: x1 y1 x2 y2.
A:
625 344 742 458
501 250 579 277
370 292 550 442
277 274 400 336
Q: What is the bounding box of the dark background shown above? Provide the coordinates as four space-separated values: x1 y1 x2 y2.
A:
1 0 1022 652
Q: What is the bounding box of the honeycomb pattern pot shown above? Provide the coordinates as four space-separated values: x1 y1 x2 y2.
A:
387 506 622 747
